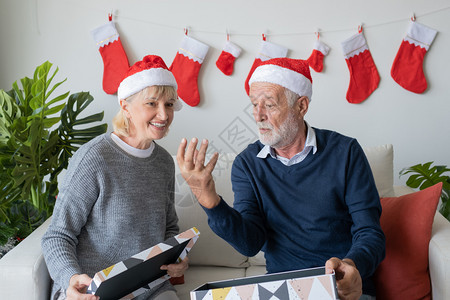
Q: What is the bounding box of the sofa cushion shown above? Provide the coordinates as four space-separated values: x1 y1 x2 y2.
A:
248 251 266 266
363 144 395 197
374 182 442 300
173 154 249 268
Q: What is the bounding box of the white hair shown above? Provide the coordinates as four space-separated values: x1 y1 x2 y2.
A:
284 88 301 107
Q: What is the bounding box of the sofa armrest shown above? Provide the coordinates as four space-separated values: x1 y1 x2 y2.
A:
429 212 450 300
0 217 52 300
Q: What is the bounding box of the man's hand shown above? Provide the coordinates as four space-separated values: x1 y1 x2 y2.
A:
160 256 189 278
66 274 99 300
177 138 220 209
325 257 362 300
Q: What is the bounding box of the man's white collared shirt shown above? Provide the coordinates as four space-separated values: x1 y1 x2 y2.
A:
256 122 317 166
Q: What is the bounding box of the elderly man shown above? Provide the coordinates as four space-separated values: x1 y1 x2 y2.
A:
177 58 385 300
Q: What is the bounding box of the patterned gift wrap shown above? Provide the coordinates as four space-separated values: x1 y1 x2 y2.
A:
87 227 200 299
191 267 338 300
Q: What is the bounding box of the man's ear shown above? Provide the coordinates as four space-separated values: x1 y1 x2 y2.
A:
296 96 309 116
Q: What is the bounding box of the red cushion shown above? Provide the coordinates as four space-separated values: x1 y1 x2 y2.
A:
374 182 442 300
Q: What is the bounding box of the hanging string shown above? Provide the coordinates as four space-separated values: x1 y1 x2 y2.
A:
113 5 450 37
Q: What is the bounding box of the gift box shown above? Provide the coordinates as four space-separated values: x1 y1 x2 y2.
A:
190 266 338 300
87 227 200 300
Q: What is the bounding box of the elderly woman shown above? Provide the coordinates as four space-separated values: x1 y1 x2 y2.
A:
42 55 185 300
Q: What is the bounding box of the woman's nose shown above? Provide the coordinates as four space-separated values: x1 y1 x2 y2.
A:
156 104 168 119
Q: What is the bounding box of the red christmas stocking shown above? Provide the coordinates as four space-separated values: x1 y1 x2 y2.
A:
244 40 288 95
391 21 437 94
216 40 242 76
307 39 330 73
341 30 380 103
170 35 209 107
91 21 130 95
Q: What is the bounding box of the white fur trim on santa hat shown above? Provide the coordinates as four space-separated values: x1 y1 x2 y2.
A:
249 64 312 100
117 67 182 110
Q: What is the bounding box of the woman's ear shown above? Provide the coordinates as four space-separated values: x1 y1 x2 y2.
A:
119 98 126 110
119 99 131 118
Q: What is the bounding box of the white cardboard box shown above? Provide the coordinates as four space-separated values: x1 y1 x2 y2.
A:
87 227 200 300
190 266 338 300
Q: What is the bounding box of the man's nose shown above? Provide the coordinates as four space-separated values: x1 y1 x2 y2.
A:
253 105 266 122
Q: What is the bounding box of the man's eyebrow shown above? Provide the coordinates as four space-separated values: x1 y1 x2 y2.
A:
250 94 275 101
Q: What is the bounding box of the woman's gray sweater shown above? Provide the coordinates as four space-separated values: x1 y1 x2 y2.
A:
41 133 179 299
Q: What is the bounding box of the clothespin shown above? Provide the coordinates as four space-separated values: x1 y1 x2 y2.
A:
411 13 416 22
226 29 230 41
108 11 113 22
315 29 321 40
358 24 363 33
262 33 267 41
184 27 189 36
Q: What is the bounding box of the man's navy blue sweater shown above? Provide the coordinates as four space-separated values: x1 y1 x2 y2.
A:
204 128 385 295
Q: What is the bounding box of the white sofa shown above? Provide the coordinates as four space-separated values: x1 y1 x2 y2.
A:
1 144 449 300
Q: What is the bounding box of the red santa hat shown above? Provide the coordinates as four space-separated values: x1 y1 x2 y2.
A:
117 55 182 110
248 58 313 100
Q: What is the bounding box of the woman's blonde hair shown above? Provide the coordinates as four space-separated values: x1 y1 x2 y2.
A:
112 85 177 137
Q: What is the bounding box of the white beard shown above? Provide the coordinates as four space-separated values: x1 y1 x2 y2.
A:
257 112 299 148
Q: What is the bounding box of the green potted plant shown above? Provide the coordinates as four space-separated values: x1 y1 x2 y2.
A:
0 61 107 247
400 162 450 221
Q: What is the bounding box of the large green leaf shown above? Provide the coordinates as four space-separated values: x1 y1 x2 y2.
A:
54 92 107 177
0 90 21 144
0 223 16 245
0 61 107 245
6 200 48 240
0 173 22 223
400 161 450 221
400 162 450 190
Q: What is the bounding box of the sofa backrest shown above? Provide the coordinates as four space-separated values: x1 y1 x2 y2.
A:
363 144 394 197
173 144 394 267
174 153 248 268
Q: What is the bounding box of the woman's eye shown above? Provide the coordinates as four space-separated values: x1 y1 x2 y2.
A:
166 102 174 107
146 102 156 106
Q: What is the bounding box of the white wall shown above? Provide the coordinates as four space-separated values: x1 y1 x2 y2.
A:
1 0 449 185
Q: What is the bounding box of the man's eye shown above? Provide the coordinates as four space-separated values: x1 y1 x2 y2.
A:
147 102 156 106
166 102 174 107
